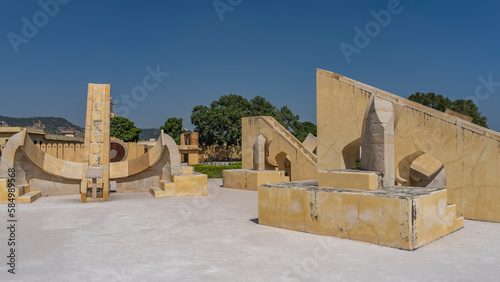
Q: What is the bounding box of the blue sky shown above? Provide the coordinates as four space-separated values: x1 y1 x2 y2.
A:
1 0 499 131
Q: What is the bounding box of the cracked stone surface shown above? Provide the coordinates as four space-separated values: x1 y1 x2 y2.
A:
262 180 445 199
259 180 463 250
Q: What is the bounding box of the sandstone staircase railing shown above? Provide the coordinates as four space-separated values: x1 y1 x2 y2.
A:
259 116 317 166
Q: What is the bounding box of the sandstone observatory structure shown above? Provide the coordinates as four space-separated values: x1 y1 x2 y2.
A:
315 69 500 222
0 83 207 203
258 69 500 250
223 116 318 190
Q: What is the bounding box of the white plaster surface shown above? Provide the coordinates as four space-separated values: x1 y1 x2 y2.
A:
1 179 500 281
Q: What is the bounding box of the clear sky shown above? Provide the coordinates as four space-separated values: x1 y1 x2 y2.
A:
1 0 499 131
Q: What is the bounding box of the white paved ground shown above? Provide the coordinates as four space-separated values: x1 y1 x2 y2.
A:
1 179 499 281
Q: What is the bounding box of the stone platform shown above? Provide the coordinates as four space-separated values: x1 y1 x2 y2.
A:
258 180 464 250
223 169 289 191
149 172 207 198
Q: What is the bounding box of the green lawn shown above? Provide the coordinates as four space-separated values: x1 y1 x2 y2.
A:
192 163 242 178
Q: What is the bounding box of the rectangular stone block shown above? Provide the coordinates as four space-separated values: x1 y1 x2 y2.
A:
89 143 102 154
165 173 207 196
93 102 104 112
90 131 103 142
92 92 104 102
160 181 175 191
92 120 103 131
318 170 382 191
89 154 103 165
181 166 194 174
223 169 288 191
259 180 464 250
91 111 104 121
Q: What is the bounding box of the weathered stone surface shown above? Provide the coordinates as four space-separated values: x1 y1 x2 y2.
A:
259 180 463 250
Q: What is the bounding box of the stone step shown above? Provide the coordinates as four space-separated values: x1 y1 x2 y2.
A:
17 191 42 203
149 187 165 197
446 203 457 215
160 180 175 191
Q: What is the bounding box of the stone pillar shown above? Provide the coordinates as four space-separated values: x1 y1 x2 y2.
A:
253 134 266 171
180 133 186 145
82 83 111 201
190 132 199 146
360 98 395 188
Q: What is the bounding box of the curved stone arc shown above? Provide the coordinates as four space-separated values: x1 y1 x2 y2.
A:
2 129 179 181
0 130 25 170
0 130 86 180
161 131 181 176
109 132 176 179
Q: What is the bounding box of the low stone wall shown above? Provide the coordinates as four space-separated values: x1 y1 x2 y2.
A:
201 145 241 161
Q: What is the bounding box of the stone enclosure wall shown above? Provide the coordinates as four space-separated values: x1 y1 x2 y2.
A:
201 145 241 161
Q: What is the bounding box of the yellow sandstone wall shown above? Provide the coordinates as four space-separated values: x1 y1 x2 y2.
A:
317 69 500 222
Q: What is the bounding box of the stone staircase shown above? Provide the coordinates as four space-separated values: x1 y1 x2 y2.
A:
149 166 208 198
0 180 42 204
149 180 175 198
446 203 464 226
260 116 317 164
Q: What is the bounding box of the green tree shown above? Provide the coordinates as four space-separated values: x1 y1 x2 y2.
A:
191 94 318 145
293 121 317 142
449 99 488 128
110 116 142 142
160 117 184 145
408 92 488 128
249 96 277 116
192 94 251 146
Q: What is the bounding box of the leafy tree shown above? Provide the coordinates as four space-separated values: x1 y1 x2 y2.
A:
449 99 488 128
408 92 488 128
274 106 300 132
293 121 317 142
192 94 251 146
110 116 142 142
249 96 277 116
160 117 184 144
191 94 317 145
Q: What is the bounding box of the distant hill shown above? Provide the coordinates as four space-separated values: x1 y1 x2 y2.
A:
139 128 161 140
0 115 84 137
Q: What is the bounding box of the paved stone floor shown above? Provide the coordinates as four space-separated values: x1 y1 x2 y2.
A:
1 179 500 281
